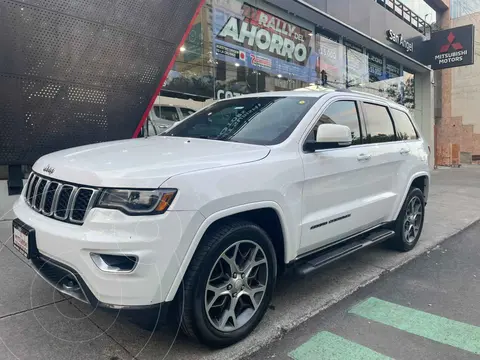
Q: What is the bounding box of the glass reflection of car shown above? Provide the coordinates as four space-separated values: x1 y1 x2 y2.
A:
144 105 197 136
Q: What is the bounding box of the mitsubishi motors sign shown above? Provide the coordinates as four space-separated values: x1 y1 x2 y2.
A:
429 25 475 70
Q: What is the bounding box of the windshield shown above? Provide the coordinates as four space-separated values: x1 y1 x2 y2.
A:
163 96 318 145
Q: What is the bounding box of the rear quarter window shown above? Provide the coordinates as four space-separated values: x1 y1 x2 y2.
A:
390 108 419 140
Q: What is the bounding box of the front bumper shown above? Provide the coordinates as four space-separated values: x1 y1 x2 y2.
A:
13 197 204 308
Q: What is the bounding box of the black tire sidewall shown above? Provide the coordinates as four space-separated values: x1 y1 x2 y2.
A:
395 187 425 251
190 224 277 348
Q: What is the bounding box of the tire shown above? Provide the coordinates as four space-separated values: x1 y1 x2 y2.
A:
388 187 425 252
178 220 277 348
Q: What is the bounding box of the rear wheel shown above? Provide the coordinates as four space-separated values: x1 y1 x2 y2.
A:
389 187 425 252
179 220 277 348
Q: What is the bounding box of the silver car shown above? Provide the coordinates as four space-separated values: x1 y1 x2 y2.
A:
144 105 196 135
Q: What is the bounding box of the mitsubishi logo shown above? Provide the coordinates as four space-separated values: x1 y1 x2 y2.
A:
440 32 464 53
42 165 55 175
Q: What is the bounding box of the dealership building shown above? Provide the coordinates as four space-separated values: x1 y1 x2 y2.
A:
160 0 438 169
0 0 476 203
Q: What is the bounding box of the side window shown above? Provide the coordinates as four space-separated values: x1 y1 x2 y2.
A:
363 103 396 143
309 101 362 145
159 106 180 121
180 108 196 117
153 106 160 118
390 108 418 140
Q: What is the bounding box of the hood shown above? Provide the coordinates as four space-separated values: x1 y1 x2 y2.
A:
32 136 270 188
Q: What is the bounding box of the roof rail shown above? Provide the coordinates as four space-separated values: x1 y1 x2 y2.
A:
334 88 352 93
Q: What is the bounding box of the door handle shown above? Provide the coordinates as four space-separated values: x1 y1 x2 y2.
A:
400 148 411 155
357 153 371 162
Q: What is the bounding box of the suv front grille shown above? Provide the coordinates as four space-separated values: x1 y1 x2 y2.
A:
24 173 98 225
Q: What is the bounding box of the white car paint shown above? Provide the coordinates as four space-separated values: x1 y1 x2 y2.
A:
13 90 430 307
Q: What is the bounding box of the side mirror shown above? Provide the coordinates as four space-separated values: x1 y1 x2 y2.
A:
304 124 352 152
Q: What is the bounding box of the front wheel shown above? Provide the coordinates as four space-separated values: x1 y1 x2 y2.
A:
389 187 425 252
179 220 277 348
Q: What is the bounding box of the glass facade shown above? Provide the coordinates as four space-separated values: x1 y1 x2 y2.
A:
163 0 417 110
451 0 480 19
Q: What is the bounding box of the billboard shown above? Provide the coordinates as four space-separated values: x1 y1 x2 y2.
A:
213 2 317 82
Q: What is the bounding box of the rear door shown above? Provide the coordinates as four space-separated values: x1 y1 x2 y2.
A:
389 107 428 210
358 101 406 223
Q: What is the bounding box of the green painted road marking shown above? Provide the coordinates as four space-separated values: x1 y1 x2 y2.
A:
350 297 480 355
288 331 393 360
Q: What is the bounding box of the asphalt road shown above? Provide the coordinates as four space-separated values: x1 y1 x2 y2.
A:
1 166 480 360
248 220 480 360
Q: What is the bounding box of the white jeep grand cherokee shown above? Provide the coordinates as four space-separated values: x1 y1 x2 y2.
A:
12 89 430 348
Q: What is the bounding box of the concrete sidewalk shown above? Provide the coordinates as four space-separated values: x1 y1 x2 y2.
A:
1 167 480 360
248 217 480 360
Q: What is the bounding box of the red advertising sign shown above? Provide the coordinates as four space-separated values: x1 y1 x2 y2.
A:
217 3 312 66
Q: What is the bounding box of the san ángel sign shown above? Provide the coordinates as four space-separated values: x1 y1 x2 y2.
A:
386 29 414 53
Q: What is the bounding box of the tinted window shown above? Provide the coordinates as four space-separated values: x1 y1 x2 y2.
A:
308 101 362 145
180 108 196 117
363 103 395 143
161 106 180 121
154 106 179 121
165 96 318 145
390 108 418 140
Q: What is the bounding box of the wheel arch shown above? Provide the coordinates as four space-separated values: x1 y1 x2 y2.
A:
164 201 290 302
392 171 430 221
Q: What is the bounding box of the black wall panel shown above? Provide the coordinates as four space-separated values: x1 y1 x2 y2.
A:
0 0 203 165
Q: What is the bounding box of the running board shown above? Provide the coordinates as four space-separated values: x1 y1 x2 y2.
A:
295 229 395 276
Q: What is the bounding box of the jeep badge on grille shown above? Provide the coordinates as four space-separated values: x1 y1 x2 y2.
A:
43 165 55 175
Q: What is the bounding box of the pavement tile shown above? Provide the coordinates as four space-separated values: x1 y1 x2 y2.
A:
0 245 62 318
0 301 132 360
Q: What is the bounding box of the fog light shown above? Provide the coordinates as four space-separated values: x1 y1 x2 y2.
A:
90 253 138 273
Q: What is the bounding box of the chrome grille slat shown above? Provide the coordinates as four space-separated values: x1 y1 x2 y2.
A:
24 173 97 225
54 185 74 221
66 186 79 220
27 174 37 204
32 178 42 210
42 181 58 216
24 173 35 204
39 180 51 211
51 184 63 215
69 188 96 224
26 174 35 204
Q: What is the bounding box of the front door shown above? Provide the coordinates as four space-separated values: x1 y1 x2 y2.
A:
299 99 380 254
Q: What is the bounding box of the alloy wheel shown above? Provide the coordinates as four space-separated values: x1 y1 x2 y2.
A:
204 240 268 332
403 196 423 244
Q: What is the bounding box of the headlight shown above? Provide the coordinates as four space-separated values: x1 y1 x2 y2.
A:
97 188 177 215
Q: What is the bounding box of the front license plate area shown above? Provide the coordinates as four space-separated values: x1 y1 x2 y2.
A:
12 219 37 259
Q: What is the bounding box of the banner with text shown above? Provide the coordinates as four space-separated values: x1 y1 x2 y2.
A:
213 2 317 82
